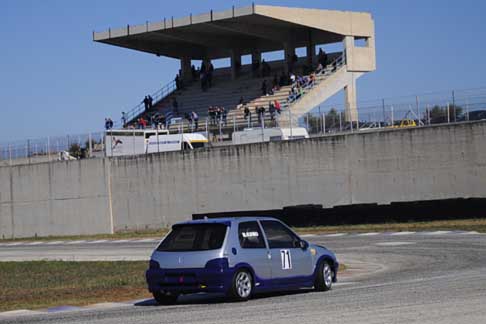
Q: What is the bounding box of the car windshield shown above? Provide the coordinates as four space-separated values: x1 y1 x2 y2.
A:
157 223 227 252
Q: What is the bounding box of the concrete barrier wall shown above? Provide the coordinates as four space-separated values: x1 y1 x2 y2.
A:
1 121 486 238
0 159 112 238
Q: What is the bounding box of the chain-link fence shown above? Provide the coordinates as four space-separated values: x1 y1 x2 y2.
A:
0 132 105 166
301 87 486 135
2 87 486 165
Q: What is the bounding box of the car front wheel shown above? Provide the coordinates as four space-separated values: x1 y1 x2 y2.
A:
315 260 333 291
229 269 253 301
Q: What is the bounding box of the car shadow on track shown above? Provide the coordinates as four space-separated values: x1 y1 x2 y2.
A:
134 290 312 307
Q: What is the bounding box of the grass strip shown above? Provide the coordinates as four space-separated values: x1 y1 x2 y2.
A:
0 261 150 312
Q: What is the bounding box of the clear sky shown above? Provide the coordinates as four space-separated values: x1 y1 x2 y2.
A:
1 0 485 141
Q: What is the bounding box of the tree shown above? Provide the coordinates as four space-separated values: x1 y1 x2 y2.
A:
68 143 82 159
304 108 344 133
427 105 463 124
325 108 342 130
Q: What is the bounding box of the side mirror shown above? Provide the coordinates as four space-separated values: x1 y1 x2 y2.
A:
299 240 309 250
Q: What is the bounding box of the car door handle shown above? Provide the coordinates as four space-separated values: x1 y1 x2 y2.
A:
267 252 272 260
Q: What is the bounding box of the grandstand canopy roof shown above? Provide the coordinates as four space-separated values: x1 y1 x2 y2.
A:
94 5 374 60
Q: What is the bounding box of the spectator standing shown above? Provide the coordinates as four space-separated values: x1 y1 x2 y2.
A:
318 49 327 67
208 106 213 125
261 80 268 96
221 107 227 126
159 114 166 128
192 111 199 131
121 112 127 127
138 117 147 129
258 106 266 123
142 96 149 111
244 105 251 122
215 106 221 124
208 61 214 88
148 95 154 110
269 101 276 121
290 73 296 84
175 74 181 90
274 100 281 114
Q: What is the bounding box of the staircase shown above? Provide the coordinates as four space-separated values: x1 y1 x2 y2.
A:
278 54 364 128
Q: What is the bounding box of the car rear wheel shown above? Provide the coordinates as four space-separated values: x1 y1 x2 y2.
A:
315 260 333 291
229 269 253 301
153 291 178 305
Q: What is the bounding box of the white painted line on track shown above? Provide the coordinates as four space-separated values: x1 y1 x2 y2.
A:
324 233 347 237
25 241 44 246
46 241 65 245
5 242 24 246
88 240 108 244
85 302 132 309
357 232 380 237
111 240 131 243
66 240 87 245
463 231 480 235
390 231 416 236
135 239 158 243
424 231 452 235
300 234 317 238
334 282 357 286
0 310 45 317
376 241 416 247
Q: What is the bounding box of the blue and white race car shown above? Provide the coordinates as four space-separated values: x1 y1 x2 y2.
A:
146 217 339 304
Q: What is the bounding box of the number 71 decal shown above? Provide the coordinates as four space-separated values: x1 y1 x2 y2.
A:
280 249 292 270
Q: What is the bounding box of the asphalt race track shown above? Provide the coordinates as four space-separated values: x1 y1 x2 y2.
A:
1 232 485 324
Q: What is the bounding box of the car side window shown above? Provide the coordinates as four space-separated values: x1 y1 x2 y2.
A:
238 221 266 249
260 220 300 249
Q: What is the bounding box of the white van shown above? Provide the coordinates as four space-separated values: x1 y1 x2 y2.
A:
232 127 309 145
146 133 208 154
105 129 207 157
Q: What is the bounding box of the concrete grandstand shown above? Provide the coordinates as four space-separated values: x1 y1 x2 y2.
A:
94 4 376 134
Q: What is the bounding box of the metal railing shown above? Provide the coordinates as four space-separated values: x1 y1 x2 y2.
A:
286 52 346 106
116 79 177 128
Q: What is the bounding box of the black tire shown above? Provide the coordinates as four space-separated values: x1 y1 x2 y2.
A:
315 260 333 291
153 291 178 305
228 269 253 301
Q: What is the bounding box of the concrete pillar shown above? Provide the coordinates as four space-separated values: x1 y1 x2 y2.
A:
180 56 192 82
306 42 315 67
344 73 358 123
344 36 354 70
251 50 261 77
284 42 295 74
230 50 241 80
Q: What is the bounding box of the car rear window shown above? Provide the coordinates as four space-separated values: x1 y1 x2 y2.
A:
157 223 227 252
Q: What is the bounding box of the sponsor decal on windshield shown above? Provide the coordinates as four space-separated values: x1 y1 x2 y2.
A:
242 231 259 238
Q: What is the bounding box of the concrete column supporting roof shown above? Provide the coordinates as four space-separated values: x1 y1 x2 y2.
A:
93 5 375 60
